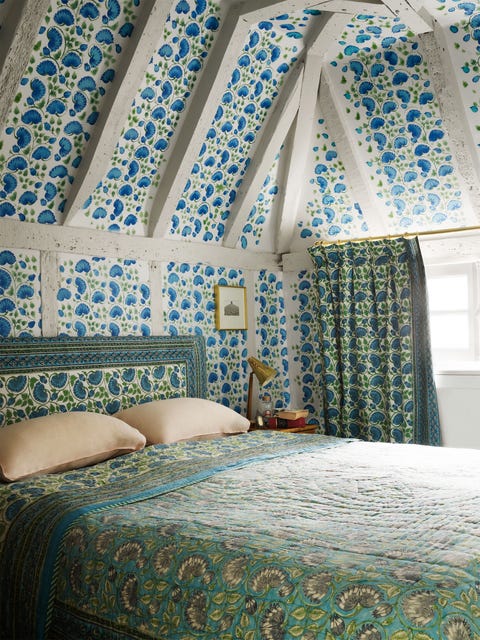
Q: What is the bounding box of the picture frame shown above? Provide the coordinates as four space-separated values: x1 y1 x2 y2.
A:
214 285 248 330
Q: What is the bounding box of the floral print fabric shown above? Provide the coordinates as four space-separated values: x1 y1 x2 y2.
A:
308 238 440 445
1 432 478 639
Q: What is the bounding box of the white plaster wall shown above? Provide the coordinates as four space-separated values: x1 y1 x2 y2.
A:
435 373 480 449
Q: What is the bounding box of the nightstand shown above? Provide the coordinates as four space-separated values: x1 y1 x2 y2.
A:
249 423 319 435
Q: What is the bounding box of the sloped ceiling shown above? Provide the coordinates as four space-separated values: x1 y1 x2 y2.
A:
1 0 480 259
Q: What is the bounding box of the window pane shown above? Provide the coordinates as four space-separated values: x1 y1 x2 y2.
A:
430 313 470 349
427 275 469 311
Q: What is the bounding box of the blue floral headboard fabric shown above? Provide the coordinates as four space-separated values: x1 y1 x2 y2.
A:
0 335 207 427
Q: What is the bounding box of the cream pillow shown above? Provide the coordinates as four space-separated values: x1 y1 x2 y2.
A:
115 398 250 444
0 412 146 482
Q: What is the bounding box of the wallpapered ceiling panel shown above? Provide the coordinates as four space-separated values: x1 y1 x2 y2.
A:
79 0 223 234
290 103 368 252
0 249 41 338
329 13 472 233
169 10 321 245
0 0 144 225
433 0 480 156
238 147 283 253
57 253 151 337
162 261 248 410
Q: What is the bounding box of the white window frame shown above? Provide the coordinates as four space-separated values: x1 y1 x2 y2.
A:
425 262 479 367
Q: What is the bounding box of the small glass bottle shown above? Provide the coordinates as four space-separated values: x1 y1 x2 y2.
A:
258 393 273 418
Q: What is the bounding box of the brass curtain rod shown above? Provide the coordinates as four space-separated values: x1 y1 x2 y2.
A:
313 223 480 248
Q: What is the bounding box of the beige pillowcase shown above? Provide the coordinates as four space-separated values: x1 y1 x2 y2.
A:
115 398 250 444
0 412 146 482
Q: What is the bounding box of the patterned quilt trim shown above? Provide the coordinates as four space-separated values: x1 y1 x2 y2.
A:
0 434 346 639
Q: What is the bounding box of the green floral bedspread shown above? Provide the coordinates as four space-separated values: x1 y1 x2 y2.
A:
0 432 479 640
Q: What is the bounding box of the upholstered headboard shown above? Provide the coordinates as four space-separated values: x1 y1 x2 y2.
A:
0 335 207 427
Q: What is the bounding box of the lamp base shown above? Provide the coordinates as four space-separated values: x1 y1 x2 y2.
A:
246 371 254 422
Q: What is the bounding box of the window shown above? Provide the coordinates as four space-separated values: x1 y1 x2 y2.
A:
425 263 479 369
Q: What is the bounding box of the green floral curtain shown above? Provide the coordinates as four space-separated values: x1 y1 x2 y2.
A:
308 238 441 445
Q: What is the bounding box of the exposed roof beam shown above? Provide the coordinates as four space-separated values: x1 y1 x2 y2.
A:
420 30 480 221
238 0 336 20
63 0 169 226
235 0 401 20
277 13 350 254
1 219 280 271
312 0 396 17
148 10 248 238
319 69 388 236
149 0 338 238
0 0 51 126
381 0 431 33
223 64 304 248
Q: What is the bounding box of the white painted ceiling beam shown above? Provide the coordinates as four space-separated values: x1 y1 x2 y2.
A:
235 0 400 20
313 0 396 18
0 219 280 271
149 0 377 239
0 0 51 126
148 9 250 238
419 30 480 221
381 0 431 33
319 69 388 236
223 64 304 248
238 0 335 21
277 13 350 255
62 0 169 226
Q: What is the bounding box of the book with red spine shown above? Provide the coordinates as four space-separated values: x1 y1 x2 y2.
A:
277 416 306 428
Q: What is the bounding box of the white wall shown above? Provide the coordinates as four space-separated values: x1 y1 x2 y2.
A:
435 373 480 449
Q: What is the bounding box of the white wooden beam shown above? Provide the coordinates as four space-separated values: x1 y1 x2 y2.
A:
277 13 350 255
149 261 165 336
0 220 280 271
0 0 51 126
148 0 339 239
427 23 480 185
313 0 395 17
238 0 334 21
40 251 59 338
419 30 480 221
148 10 250 238
63 0 168 226
381 0 431 33
235 0 398 20
223 64 303 248
319 69 388 236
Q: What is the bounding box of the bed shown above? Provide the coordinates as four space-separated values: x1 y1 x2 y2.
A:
0 336 479 640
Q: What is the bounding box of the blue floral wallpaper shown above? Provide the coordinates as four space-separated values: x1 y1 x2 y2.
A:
0 0 144 224
169 11 319 244
80 0 224 233
435 0 480 154
291 106 368 250
239 148 283 252
57 254 151 336
327 14 471 233
284 268 323 424
163 261 248 409
0 249 41 338
255 269 289 410
2 0 480 415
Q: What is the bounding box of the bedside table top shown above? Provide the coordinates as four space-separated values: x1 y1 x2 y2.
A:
249 423 319 434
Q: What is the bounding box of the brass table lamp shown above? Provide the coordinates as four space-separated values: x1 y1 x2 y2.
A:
246 356 278 422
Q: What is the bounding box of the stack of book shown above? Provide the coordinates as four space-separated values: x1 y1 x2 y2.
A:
275 408 309 429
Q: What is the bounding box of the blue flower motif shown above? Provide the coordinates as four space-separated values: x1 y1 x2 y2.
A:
80 2 99 19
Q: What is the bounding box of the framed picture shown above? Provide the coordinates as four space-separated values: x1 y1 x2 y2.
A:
215 285 248 330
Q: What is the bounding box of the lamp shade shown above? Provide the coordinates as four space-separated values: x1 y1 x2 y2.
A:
247 356 278 386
